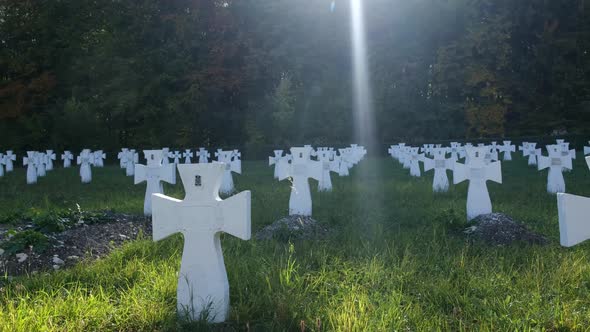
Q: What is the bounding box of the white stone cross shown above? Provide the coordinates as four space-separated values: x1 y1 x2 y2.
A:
448 142 463 162
390 143 405 162
497 141 516 161
93 150 106 167
453 146 502 220
422 144 431 157
316 148 339 192
118 148 129 168
388 145 398 159
424 148 453 192
409 147 424 177
232 150 242 172
483 145 499 165
537 144 572 194
23 151 38 184
5 151 16 172
162 148 170 165
278 147 322 216
61 151 73 168
197 148 210 163
216 150 241 195
518 142 529 157
304 145 317 157
77 149 95 183
269 150 284 179
557 142 576 172
135 150 176 216
45 150 56 171
170 151 182 165
151 163 250 322
36 152 47 177
557 156 590 247
524 143 541 166
400 146 412 169
183 149 193 164
125 150 139 176
0 153 5 177
336 148 354 176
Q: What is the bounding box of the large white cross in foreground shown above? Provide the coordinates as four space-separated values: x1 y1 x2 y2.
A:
135 150 176 216
152 163 251 322
557 156 590 247
453 146 502 220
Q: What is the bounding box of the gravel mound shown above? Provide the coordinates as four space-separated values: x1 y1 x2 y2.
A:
0 212 151 277
464 213 548 245
255 215 328 241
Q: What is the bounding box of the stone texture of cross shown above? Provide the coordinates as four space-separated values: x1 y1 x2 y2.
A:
152 163 251 322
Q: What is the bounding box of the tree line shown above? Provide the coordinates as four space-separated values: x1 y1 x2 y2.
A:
1 0 589 156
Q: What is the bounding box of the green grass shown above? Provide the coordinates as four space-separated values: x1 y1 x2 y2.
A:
1 155 590 331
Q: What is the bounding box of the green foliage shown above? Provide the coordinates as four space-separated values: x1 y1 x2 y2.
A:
1 230 49 255
2 0 589 150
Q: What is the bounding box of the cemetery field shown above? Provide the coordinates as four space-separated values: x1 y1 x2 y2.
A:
2 156 590 331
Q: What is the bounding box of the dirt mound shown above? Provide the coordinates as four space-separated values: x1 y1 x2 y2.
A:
0 212 151 277
255 215 328 241
465 213 548 245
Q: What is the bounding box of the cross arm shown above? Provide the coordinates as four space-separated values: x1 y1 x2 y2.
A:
219 190 251 240
485 161 502 184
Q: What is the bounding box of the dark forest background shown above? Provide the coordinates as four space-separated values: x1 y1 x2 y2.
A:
1 0 589 155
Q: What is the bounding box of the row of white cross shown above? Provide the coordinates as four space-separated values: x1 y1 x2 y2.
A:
390 143 503 220
390 139 590 249
269 144 367 216
130 148 242 216
17 150 106 184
